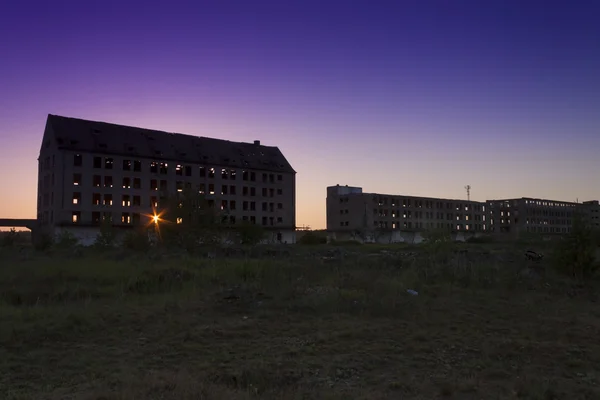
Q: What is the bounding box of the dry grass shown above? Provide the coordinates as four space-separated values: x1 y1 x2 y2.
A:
1 244 599 399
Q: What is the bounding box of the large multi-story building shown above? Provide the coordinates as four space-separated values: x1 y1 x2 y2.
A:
37 115 296 245
579 200 600 230
487 197 579 236
326 185 488 242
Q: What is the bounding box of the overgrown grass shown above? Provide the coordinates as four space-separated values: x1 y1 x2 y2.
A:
1 244 600 399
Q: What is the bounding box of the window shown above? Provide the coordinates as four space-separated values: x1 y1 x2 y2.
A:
74 154 82 167
262 173 268 183
200 166 206 177
160 180 167 190
209 184 215 195
222 169 229 179
150 162 158 173
208 167 215 178
93 175 101 187
92 193 101 205
277 188 282 195
133 195 141 206
122 177 131 189
151 196 158 208
72 211 81 223
105 157 113 169
262 202 268 211
250 201 256 211
150 179 158 191
133 178 141 189
185 166 192 176
243 201 248 211
230 185 236 195
159 162 168 174
103 194 113 206
230 200 236 210
262 216 267 226
92 212 101 224
72 192 81 205
176 181 184 192
277 174 282 181
262 188 268 197
269 174 274 183
104 176 113 188
123 160 131 170
133 160 141 172
94 156 102 168
73 173 82 186
277 217 283 223
243 170 248 181
122 195 131 207
250 172 256 181
278 203 283 210
269 203 274 212
199 183 205 194
221 200 228 210
250 187 256 196
121 213 131 224
176 164 183 176
230 169 237 180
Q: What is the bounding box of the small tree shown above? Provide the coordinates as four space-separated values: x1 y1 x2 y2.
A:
94 218 116 248
1 228 19 247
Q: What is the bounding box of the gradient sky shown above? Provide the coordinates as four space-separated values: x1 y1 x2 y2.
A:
1 0 600 229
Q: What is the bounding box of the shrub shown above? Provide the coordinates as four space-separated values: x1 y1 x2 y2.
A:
1 228 19 247
94 219 116 248
298 231 327 245
466 235 494 244
122 230 151 251
552 217 599 280
55 230 79 249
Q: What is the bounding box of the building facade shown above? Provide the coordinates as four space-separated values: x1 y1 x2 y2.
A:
37 115 296 245
326 185 488 242
487 198 578 236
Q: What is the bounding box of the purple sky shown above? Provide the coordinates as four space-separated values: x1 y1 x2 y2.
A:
1 0 599 229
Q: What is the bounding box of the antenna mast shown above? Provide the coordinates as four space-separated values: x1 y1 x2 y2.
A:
465 185 471 201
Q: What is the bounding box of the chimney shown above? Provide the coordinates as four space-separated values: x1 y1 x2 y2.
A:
254 140 260 145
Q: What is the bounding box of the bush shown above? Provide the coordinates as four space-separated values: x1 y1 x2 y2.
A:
552 217 599 280
122 230 151 251
94 220 116 248
298 231 327 245
466 235 494 244
1 228 19 247
55 230 79 249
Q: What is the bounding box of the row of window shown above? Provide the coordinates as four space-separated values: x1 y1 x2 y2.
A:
371 209 486 221
79 155 284 182
370 197 485 212
72 192 285 212
70 211 284 226
492 218 573 226
370 221 487 231
72 174 284 196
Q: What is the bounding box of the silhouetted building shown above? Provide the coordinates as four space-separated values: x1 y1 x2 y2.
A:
37 115 296 245
326 185 487 242
486 197 578 236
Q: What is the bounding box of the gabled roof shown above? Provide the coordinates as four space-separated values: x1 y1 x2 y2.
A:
45 114 295 173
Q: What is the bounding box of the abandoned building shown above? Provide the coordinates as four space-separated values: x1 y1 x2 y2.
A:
36 114 296 245
486 198 581 236
326 185 488 243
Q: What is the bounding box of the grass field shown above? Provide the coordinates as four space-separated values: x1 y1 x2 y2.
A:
1 243 600 399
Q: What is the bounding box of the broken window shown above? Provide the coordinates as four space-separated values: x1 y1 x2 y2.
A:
230 169 237 180
222 185 228 195
250 187 256 196
72 192 81 205
230 200 236 210
72 211 81 223
92 212 101 224
104 176 113 188
262 188 268 197
92 193 101 205
93 175 101 187
121 213 131 224
176 181 184 192
103 194 113 206
150 162 158 173
123 160 131 171
94 156 102 168
250 201 256 211
133 160 141 172
209 184 215 195
105 157 113 169
243 201 248 211
122 177 131 189
208 167 215 178
250 172 256 181
176 164 183 176
133 196 141 206
230 185 236 195
74 154 82 167
73 173 82 186
160 180 167 190
242 170 248 181
222 169 229 179
199 183 205 194
122 195 131 207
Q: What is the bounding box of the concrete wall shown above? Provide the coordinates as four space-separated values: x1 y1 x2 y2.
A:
327 230 483 244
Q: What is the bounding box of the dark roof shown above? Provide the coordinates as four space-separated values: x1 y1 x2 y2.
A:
46 114 295 173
